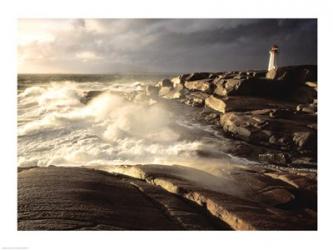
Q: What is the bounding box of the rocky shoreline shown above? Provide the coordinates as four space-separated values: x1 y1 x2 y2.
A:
142 65 317 168
81 65 317 168
18 65 317 230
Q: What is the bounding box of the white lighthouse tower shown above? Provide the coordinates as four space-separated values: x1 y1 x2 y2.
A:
268 45 279 71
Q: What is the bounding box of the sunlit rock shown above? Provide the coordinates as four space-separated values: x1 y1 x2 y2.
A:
205 96 292 113
184 79 215 93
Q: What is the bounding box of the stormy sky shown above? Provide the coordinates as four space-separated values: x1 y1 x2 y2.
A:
18 19 317 74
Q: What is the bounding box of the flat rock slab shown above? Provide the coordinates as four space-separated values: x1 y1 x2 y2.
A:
106 164 317 230
205 96 294 114
213 78 292 98
18 167 227 230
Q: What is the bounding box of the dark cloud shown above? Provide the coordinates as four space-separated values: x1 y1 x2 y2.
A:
18 19 317 73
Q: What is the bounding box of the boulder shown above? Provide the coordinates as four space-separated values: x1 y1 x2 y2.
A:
233 72 248 80
184 79 215 93
305 81 317 90
173 80 185 91
205 96 293 114
157 78 173 88
183 92 209 107
158 78 186 100
296 103 317 114
213 79 239 96
170 76 182 85
220 113 253 141
220 111 317 153
219 111 279 143
159 86 185 99
293 131 317 151
205 96 227 113
179 74 191 83
183 72 212 82
80 90 103 104
202 112 220 124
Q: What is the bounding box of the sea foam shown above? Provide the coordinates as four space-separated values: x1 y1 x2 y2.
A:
18 80 253 181
18 82 202 167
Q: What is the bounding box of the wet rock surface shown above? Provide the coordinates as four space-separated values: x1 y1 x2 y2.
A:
18 167 228 230
80 90 103 104
18 165 316 230
104 164 317 230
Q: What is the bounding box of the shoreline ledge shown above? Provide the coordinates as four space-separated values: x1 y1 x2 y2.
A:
18 166 317 230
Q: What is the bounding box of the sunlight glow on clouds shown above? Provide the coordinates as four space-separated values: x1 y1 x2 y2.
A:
17 19 317 74
76 51 100 62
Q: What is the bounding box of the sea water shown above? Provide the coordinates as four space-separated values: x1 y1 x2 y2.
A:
18 74 254 176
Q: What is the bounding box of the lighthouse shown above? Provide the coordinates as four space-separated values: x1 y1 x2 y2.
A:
268 45 279 71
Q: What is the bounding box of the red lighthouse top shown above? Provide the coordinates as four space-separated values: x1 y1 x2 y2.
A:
271 44 279 52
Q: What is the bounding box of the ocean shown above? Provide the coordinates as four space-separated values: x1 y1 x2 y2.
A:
17 74 253 173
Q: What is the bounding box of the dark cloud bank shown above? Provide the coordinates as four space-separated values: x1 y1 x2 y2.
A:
20 19 317 73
